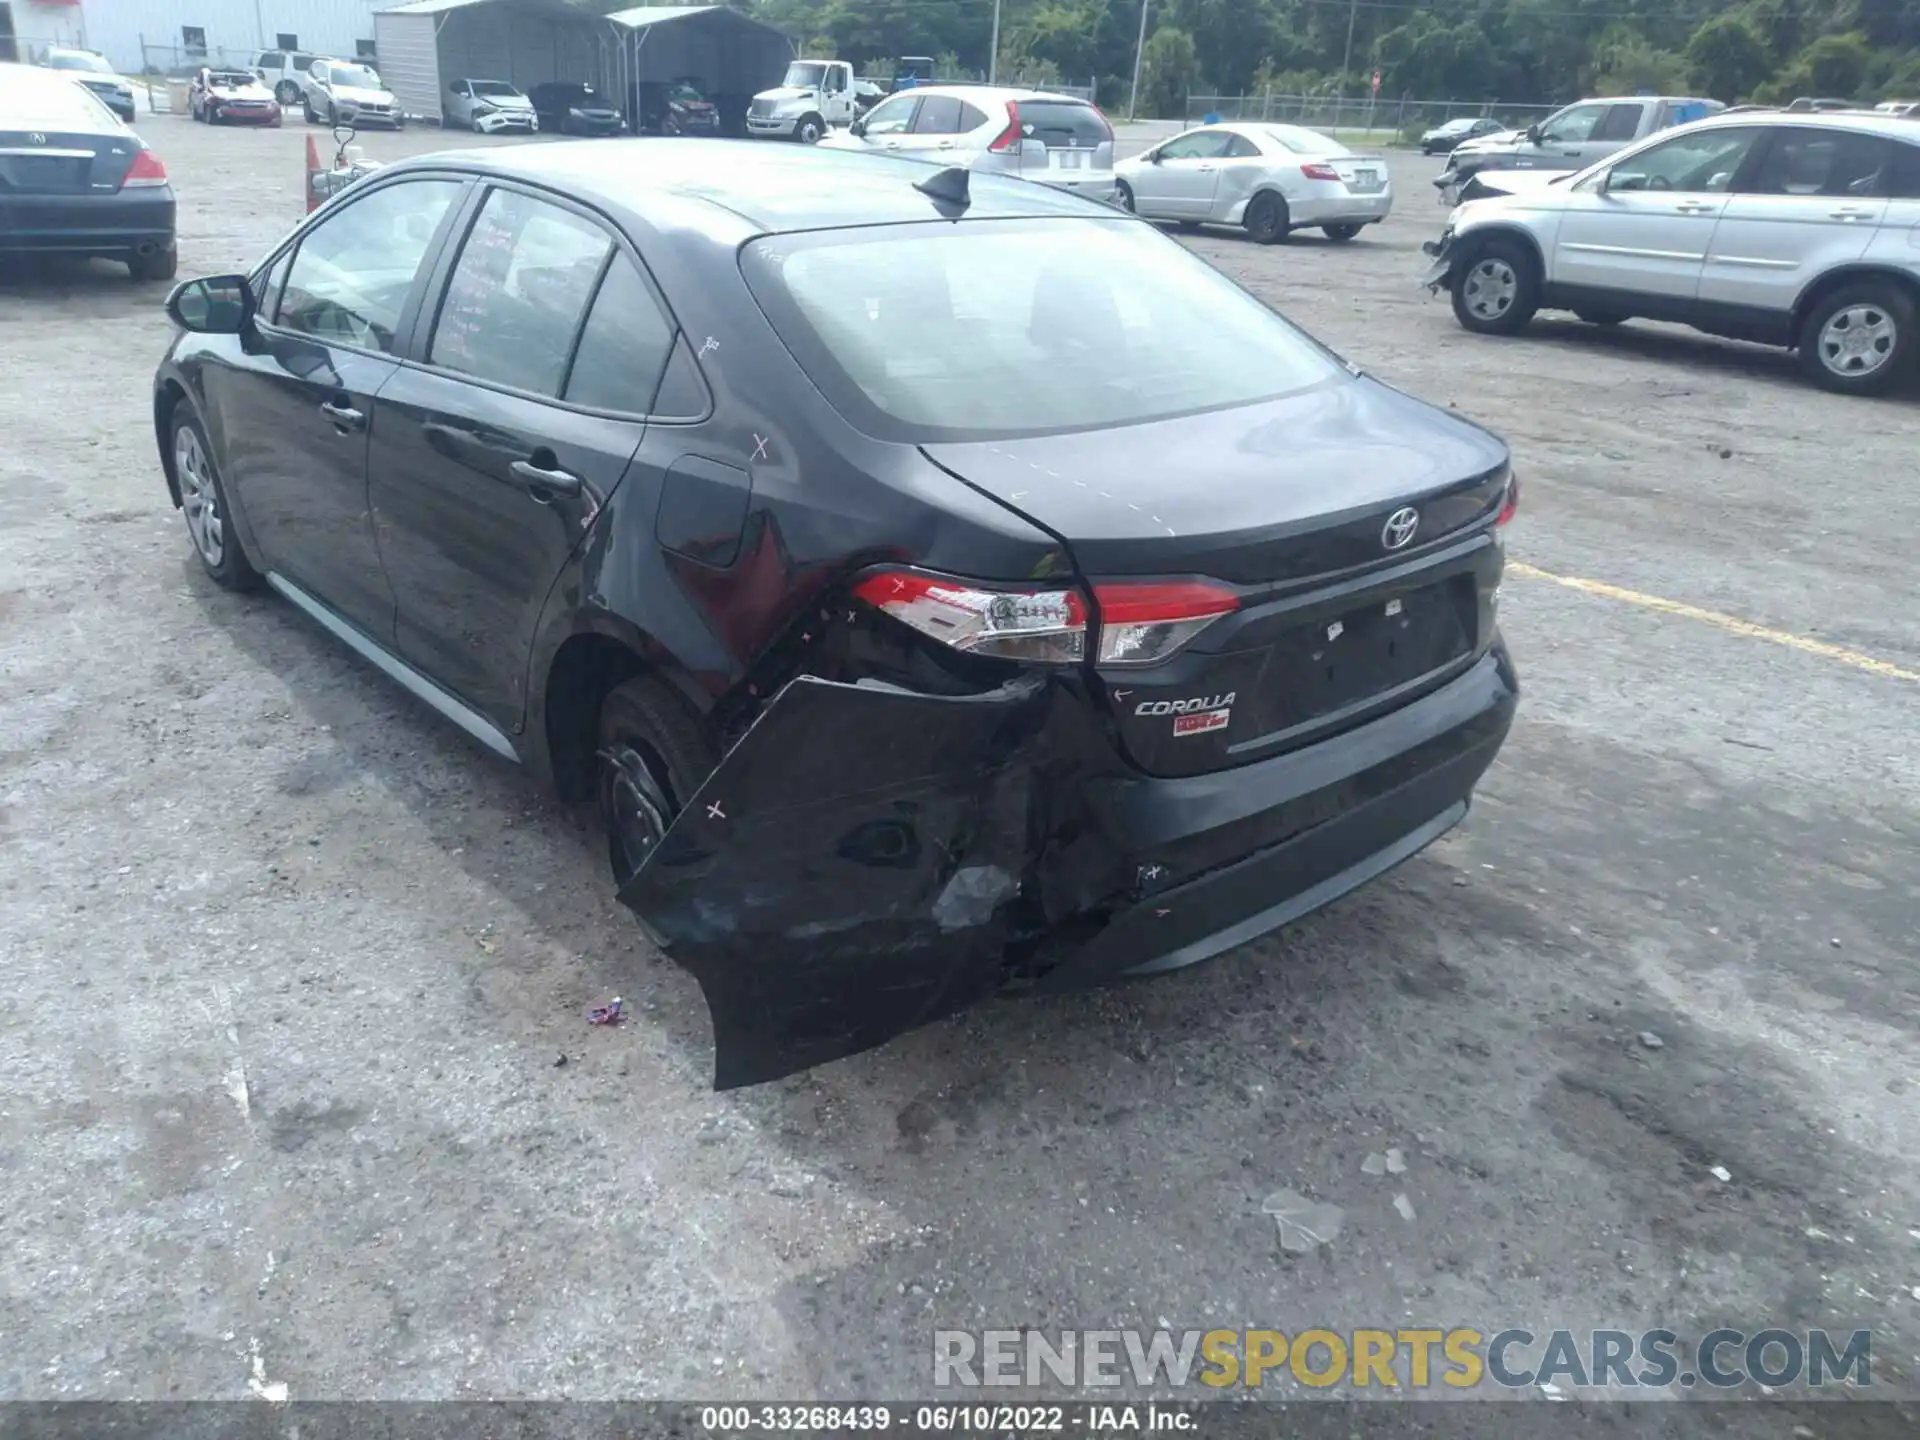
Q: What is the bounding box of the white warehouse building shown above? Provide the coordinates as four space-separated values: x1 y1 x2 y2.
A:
2 0 392 73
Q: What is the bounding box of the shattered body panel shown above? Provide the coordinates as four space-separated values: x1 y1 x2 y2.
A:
623 647 1517 1089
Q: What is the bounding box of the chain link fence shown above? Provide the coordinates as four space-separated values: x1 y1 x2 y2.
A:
1184 93 1558 144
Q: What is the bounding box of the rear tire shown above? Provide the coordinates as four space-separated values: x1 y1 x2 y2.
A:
1323 222 1363 242
596 677 718 890
275 81 299 106
1797 280 1914 396
128 247 177 283
1449 236 1539 336
1244 192 1288 244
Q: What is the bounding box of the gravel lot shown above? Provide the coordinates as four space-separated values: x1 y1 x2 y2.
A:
2 115 1917 1424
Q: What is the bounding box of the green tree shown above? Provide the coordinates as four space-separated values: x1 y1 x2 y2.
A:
1756 30 1874 102
1685 15 1771 100
1136 25 1198 117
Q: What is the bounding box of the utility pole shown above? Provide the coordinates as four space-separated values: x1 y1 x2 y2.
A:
1128 0 1150 119
1336 0 1359 127
988 0 1002 84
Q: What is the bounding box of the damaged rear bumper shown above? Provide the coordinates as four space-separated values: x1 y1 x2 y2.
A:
620 646 1518 1089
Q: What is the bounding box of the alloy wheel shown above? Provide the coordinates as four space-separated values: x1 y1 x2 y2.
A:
599 741 673 886
174 427 224 567
1817 304 1896 378
1462 258 1517 321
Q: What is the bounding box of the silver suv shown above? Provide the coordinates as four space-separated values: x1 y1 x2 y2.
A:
1423 110 1920 394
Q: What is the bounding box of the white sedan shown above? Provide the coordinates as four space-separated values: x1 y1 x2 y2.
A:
1115 122 1393 244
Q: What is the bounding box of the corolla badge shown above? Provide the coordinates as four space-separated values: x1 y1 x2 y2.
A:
1382 506 1420 550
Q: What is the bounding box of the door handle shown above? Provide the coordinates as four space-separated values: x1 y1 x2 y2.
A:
511 457 583 499
1829 207 1872 220
319 398 363 430
936 140 954 149
1673 201 1715 214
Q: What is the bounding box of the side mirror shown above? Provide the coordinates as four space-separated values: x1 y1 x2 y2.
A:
1525 124 1541 143
849 117 866 137
167 274 253 334
1147 149 1163 163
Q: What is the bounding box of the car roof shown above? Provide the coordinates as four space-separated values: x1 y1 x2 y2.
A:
894 83 1089 105
382 137 1122 235
1686 108 1920 140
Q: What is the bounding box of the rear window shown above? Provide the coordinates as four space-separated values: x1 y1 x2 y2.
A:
740 218 1343 443
1259 125 1348 156
1017 100 1108 147
1 75 116 126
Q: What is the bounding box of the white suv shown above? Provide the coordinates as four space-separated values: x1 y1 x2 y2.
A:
818 85 1117 207
1423 110 1920 394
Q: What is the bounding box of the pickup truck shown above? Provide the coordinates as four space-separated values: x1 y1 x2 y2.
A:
1433 95 1722 203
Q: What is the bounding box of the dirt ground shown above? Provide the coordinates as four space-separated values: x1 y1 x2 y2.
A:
1 114 1917 1425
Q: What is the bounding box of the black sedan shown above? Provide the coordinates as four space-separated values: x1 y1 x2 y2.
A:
1 62 176 279
1420 115 1503 154
152 140 1518 1089
528 82 624 136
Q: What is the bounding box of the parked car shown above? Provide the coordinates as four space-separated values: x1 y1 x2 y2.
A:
303 59 402 129
748 59 862 143
444 78 537 134
1435 95 1724 202
655 77 720 136
1116 122 1391 242
1422 110 1920 395
150 140 1518 1088
0 62 174 278
190 67 282 126
251 48 320 108
40 47 136 124
820 85 1117 207
528 81 624 137
1420 116 1504 155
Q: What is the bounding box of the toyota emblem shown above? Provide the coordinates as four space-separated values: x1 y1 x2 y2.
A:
1381 506 1420 550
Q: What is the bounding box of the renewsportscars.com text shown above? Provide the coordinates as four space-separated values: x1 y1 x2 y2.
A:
933 1327 1872 1392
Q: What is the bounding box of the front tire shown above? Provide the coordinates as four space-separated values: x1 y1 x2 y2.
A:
170 411 260 591
1115 179 1135 213
1450 236 1540 336
1798 281 1913 396
1323 222 1363 242
795 113 824 144
1244 192 1289 244
596 677 718 890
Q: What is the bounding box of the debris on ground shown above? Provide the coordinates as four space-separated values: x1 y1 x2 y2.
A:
1709 1164 1732 1183
1394 1194 1417 1222
587 996 624 1026
1363 1148 1408 1176
1386 1147 1407 1174
1638 1031 1664 1050
1262 1189 1344 1252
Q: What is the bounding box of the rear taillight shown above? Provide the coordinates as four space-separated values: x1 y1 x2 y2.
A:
1496 474 1519 527
852 570 1239 667
123 148 168 188
1089 104 1115 143
988 99 1023 153
1300 162 1341 182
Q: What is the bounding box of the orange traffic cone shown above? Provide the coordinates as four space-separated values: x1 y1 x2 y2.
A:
305 132 323 213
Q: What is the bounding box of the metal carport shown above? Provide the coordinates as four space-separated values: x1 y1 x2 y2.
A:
374 0 791 132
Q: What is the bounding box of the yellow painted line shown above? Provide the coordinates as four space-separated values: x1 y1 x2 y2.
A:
1506 561 1920 684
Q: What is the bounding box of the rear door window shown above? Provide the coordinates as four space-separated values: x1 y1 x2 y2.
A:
958 100 989 132
911 95 965 134
564 254 677 413
1747 127 1892 197
276 178 462 352
1888 139 1920 198
1226 133 1262 158
428 187 614 398
1594 104 1644 142
257 51 283 70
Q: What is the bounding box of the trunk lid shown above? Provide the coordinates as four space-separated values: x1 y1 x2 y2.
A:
922 376 1510 777
1329 154 1388 193
1013 98 1114 182
0 129 137 194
